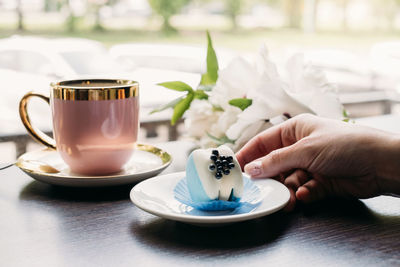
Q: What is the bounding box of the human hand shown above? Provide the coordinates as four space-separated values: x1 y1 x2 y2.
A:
236 114 400 211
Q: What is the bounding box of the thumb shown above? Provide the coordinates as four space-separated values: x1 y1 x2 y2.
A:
244 142 309 178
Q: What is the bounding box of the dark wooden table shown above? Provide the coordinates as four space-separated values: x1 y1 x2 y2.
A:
0 140 399 267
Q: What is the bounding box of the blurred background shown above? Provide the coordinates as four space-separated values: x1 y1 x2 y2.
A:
1 0 400 163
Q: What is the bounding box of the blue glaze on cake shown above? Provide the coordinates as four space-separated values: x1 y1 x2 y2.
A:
186 153 213 202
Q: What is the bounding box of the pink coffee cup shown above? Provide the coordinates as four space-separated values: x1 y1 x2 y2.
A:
19 79 139 175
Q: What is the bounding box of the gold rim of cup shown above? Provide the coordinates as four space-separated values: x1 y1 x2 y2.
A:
51 79 139 101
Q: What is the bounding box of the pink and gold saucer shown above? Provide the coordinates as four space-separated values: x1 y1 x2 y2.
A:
16 144 171 187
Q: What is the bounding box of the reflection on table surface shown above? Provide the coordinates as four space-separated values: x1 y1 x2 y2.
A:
0 140 399 266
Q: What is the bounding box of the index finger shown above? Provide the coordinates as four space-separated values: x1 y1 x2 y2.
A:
235 117 301 170
235 124 284 170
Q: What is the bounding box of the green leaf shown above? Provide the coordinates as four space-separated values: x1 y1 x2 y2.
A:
206 31 219 82
343 109 349 118
171 92 194 125
194 89 208 100
150 96 184 114
206 132 235 145
212 105 224 112
200 73 213 86
200 30 219 85
228 98 253 111
157 81 193 92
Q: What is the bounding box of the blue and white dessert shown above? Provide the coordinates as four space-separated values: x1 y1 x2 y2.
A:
186 145 244 203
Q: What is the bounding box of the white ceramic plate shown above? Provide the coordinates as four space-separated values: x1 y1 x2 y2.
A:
130 172 290 226
16 144 172 187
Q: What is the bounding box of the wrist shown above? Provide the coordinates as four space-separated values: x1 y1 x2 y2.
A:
376 134 400 196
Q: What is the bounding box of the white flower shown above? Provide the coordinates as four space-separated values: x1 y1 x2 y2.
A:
209 105 241 137
184 99 219 138
225 46 344 149
195 105 241 150
226 51 313 142
285 54 344 120
209 57 258 110
184 44 344 152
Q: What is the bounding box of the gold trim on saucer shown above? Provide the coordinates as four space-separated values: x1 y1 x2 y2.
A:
16 158 60 174
135 144 172 165
51 79 139 101
15 144 172 187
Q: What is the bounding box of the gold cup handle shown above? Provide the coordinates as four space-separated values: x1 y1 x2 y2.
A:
19 92 56 150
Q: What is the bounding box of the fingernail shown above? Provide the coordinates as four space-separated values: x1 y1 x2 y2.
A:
245 161 262 176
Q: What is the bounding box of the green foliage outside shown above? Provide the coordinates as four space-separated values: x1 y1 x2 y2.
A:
147 0 192 33
9 0 400 34
225 0 242 29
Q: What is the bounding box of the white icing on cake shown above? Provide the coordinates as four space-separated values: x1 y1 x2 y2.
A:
186 145 244 202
